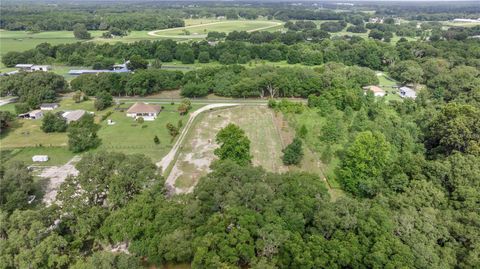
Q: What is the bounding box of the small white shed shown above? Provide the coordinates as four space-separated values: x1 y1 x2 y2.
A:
32 155 49 162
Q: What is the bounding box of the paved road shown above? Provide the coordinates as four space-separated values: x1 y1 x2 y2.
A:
157 103 239 193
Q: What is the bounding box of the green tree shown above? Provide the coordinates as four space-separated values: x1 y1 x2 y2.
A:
127 55 148 70
0 161 36 213
214 124 252 166
72 90 85 103
67 113 101 153
94 91 113 111
41 112 67 133
198 51 210 63
181 49 195 64
73 23 91 40
0 111 15 134
282 137 304 165
154 135 160 144
338 131 391 197
425 103 480 156
389 60 424 84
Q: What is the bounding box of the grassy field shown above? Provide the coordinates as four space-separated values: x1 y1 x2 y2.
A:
1 147 76 166
284 108 342 189
95 103 200 161
0 98 202 165
377 72 403 102
172 105 287 190
149 20 282 39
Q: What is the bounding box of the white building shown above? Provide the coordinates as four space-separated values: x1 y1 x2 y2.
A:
399 86 417 99
40 103 59 110
126 102 162 121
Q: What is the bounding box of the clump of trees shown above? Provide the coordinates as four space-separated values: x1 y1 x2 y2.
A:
282 137 303 165
94 91 113 111
0 72 66 112
41 112 67 133
0 161 37 213
166 122 179 140
214 124 252 166
70 70 183 97
73 23 91 40
0 111 15 133
67 114 101 152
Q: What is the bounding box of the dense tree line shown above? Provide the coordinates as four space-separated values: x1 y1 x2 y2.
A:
0 72 67 113
3 34 479 72
70 69 183 97
1 61 479 267
0 5 184 32
180 63 377 98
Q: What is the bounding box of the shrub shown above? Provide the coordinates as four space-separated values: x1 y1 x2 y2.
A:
282 137 303 165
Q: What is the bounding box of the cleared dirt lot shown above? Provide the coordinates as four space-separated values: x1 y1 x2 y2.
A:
169 105 287 193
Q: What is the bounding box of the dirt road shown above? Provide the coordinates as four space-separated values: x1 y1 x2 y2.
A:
38 156 81 205
157 104 238 193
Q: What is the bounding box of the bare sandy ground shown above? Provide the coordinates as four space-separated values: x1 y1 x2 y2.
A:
38 156 81 206
166 105 287 194
157 104 238 193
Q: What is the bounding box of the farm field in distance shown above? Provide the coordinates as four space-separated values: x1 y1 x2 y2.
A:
149 20 283 38
0 19 284 67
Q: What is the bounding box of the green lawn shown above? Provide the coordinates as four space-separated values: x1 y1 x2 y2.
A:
1 147 76 166
0 103 16 113
285 108 342 189
96 103 201 161
377 72 403 102
0 98 202 164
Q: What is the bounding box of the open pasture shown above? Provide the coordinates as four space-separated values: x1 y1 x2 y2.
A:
149 20 283 38
170 105 288 191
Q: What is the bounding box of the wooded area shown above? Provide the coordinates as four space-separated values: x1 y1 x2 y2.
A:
0 1 479 268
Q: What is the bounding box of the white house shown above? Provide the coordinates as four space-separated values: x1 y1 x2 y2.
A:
19 109 44 119
40 103 59 110
363 85 386 97
399 86 417 99
126 102 162 121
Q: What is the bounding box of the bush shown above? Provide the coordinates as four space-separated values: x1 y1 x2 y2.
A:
137 117 144 124
268 99 277 108
41 112 67 133
100 111 113 121
94 91 113 111
154 135 160 144
282 137 303 165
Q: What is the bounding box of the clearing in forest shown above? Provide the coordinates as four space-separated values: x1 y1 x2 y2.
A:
169 105 287 193
148 20 282 38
